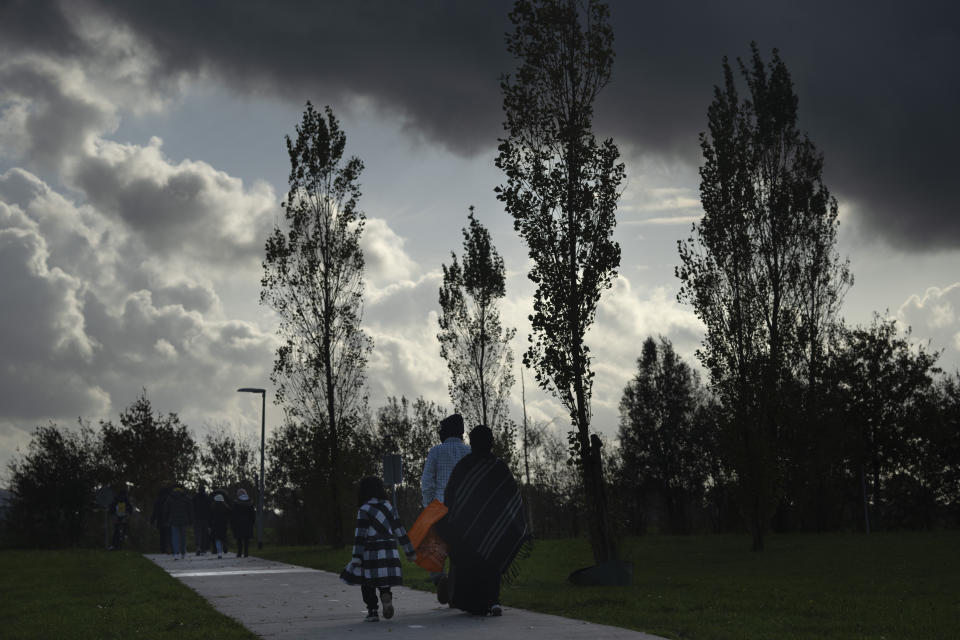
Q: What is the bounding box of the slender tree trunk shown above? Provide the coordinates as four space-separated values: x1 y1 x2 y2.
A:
872 451 881 530
571 257 610 560
522 369 530 486
742 423 765 551
323 292 343 548
751 493 764 551
521 369 534 535
478 312 488 428
587 437 615 561
860 463 871 535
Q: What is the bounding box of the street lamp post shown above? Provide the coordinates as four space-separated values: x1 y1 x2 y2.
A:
237 387 266 550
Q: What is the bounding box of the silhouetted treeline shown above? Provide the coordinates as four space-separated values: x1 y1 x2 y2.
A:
1 384 594 548
6 322 956 550
610 324 960 536
2 391 262 549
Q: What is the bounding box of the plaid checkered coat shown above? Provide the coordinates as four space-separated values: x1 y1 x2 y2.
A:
342 499 415 588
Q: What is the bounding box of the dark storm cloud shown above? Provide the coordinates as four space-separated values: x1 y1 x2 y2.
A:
5 0 957 250
0 0 87 58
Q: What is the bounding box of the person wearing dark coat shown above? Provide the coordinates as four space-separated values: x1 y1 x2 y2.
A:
210 491 231 558
436 425 530 617
231 488 256 557
150 486 172 554
193 481 211 555
164 485 193 560
108 489 132 550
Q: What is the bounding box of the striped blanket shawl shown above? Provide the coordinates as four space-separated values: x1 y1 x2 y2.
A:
441 452 531 581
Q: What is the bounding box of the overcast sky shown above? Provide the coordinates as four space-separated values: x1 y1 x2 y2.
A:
1 0 958 475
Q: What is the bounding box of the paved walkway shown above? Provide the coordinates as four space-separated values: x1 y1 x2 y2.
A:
146 553 666 640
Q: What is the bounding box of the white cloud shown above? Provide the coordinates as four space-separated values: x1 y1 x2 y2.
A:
362 217 419 290
67 137 277 270
364 271 448 407
617 176 703 228
627 187 701 213
0 165 279 470
586 275 704 428
625 215 701 226
0 3 186 172
0 168 128 296
0 16 274 281
0 203 106 420
898 283 960 372
0 55 118 169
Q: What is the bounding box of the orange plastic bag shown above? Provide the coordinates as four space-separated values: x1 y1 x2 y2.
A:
408 499 449 573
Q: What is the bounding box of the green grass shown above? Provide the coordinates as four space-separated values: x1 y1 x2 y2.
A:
256 532 960 640
0 549 257 640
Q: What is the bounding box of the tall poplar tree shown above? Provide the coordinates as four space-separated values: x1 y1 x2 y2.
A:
496 0 624 563
262 102 372 546
677 45 851 550
438 207 517 446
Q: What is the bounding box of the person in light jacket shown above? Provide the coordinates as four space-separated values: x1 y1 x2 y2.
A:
419 413 470 602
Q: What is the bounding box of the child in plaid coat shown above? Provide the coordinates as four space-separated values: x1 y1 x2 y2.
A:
341 476 416 622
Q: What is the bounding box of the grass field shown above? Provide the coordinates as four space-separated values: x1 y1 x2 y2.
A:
2 533 955 639
256 532 960 640
0 549 257 640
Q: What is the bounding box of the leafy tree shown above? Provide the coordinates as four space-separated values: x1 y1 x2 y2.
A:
438 206 517 462
693 397 738 533
100 390 197 511
924 373 960 525
374 395 445 519
677 44 850 550
616 337 713 534
409 397 446 484
519 421 583 538
262 102 372 546
198 425 259 493
266 419 325 544
777 349 854 532
832 315 940 531
267 413 377 545
375 395 438 488
377 397 411 468
496 0 624 563
6 421 107 547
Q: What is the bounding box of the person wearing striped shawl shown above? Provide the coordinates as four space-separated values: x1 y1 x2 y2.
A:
341 476 416 621
437 424 532 616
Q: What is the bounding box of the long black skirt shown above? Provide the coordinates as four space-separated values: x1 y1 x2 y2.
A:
449 556 500 615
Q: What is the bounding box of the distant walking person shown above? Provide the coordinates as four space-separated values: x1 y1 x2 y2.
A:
165 484 193 560
419 413 470 603
341 477 416 622
210 491 231 558
193 481 211 555
231 488 255 557
109 489 132 550
150 486 172 553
